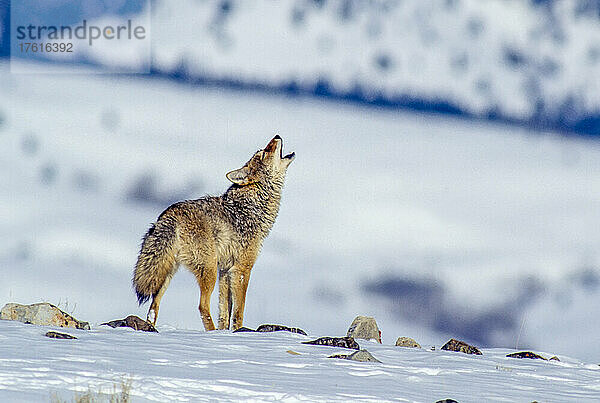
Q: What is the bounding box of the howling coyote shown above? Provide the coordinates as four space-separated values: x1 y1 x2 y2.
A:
133 135 295 330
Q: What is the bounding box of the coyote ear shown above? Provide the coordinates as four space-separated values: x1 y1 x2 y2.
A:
226 167 254 185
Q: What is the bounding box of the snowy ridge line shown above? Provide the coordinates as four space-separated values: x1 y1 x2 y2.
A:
3 56 599 137
143 64 600 138
2 0 600 137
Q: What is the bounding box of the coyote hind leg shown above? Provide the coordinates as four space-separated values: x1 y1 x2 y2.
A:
147 274 173 326
193 263 217 331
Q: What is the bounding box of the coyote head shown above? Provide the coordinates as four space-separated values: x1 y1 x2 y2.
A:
226 135 295 186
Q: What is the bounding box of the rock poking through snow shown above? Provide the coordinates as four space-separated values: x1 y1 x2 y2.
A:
346 315 382 343
395 337 421 348
233 324 307 334
101 315 158 332
302 336 360 350
45 331 77 339
506 351 547 360
329 349 382 363
441 338 482 355
0 302 90 330
232 327 256 333
256 324 307 335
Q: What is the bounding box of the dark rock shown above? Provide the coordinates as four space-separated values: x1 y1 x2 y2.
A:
302 336 360 350
1 302 90 330
506 351 547 360
101 315 158 332
232 326 256 333
395 337 421 348
441 338 482 355
346 316 381 343
549 356 560 361
436 399 459 403
328 353 350 359
256 324 307 335
45 331 77 339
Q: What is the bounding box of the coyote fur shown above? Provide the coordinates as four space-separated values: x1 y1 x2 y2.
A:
132 135 295 331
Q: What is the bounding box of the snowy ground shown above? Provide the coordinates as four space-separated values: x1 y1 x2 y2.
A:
2 61 600 364
1 319 599 402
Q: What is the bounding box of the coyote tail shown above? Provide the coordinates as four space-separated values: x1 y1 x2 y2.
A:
133 220 177 305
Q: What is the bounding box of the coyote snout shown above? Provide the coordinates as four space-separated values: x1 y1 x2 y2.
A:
132 135 294 330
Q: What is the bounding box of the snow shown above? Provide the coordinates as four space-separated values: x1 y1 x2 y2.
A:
1 59 600 366
1 319 599 402
55 0 600 127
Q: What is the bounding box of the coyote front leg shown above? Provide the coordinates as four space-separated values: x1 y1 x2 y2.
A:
230 249 259 330
230 267 252 330
218 269 233 330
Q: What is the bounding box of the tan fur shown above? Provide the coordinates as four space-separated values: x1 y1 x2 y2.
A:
133 136 294 330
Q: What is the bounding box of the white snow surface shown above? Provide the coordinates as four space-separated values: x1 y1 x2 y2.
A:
2 60 600 368
1 319 599 402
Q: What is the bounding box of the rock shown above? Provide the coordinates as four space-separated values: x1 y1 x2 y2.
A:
101 315 158 332
302 336 360 350
347 349 382 362
328 353 350 359
286 350 301 355
1 302 90 330
549 356 560 361
395 337 421 348
328 349 382 363
506 351 547 360
232 326 256 333
346 316 381 343
436 399 459 403
45 331 77 339
256 324 307 335
441 338 482 355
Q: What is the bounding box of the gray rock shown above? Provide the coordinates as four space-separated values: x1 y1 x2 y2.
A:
329 349 382 363
346 315 381 343
395 337 421 348
347 349 382 363
1 302 90 330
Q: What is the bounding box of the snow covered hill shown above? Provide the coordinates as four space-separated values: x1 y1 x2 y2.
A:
1 319 599 402
2 0 600 134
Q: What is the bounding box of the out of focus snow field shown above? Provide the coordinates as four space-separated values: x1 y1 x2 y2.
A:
2 61 600 361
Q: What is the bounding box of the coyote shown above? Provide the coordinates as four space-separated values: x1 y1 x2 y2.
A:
133 135 295 330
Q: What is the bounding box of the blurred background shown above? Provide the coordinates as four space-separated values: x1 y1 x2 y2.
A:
1 0 600 361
